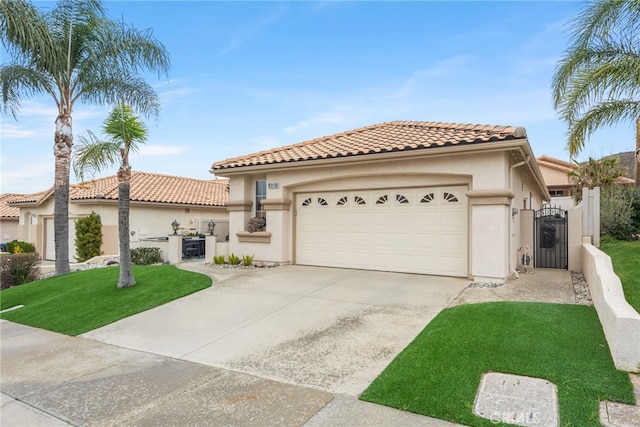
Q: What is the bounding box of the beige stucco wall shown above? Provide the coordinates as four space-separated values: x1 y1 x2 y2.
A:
539 164 572 187
0 219 19 243
223 148 547 282
16 199 227 260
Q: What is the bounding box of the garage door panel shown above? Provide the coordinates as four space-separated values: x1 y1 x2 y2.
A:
296 186 468 277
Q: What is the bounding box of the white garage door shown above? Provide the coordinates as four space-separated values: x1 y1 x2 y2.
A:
45 218 77 262
296 186 468 276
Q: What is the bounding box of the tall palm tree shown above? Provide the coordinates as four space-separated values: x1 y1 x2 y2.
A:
0 0 170 275
551 0 640 186
74 103 146 288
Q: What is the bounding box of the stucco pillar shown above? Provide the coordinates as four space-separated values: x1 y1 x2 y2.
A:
167 235 181 265
205 234 217 261
519 209 534 268
225 200 252 257
466 189 515 283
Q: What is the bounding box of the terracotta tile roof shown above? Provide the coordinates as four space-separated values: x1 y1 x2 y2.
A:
9 172 229 207
214 120 528 171
0 194 22 218
536 155 577 173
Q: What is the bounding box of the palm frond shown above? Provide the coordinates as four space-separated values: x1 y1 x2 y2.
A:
0 64 56 117
567 99 640 155
73 130 120 182
76 72 161 119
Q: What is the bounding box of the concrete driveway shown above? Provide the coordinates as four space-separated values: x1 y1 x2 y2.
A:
82 265 469 396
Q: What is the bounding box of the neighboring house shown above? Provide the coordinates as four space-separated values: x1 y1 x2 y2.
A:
0 193 22 245
537 154 635 210
9 171 229 261
536 155 577 198
212 120 550 283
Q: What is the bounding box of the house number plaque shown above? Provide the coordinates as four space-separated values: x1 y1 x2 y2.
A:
268 182 279 189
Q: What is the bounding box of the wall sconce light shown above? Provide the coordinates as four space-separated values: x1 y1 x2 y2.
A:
512 207 519 218
171 219 180 235
207 220 216 235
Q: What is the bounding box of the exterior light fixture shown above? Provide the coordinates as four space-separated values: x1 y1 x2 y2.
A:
207 220 216 235
171 219 180 235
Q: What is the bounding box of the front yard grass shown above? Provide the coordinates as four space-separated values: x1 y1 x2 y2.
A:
360 302 634 426
600 240 640 313
0 265 211 336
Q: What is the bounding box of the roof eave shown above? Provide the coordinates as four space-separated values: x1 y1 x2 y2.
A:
212 138 529 176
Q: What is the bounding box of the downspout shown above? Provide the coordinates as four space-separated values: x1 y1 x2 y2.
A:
509 155 530 278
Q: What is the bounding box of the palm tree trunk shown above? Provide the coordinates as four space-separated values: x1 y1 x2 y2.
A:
635 116 639 187
53 114 72 275
117 166 135 288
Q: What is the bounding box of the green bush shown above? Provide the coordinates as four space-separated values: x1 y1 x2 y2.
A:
228 253 241 265
242 254 254 266
5 240 36 254
130 247 163 265
0 253 41 289
75 212 103 262
213 255 225 265
601 187 640 240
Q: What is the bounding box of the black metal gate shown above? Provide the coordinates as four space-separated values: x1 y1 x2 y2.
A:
534 206 568 269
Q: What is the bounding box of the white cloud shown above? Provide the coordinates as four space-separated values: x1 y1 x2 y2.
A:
0 123 38 139
219 4 288 55
137 145 188 157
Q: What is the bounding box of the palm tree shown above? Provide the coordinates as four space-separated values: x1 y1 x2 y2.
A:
551 0 640 186
569 156 628 202
74 103 146 287
0 0 170 275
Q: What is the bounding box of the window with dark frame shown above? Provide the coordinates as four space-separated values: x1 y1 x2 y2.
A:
255 179 267 218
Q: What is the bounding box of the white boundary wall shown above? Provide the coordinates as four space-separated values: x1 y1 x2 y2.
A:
582 241 640 372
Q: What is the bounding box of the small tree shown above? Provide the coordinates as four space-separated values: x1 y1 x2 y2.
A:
569 156 627 202
75 212 103 262
601 186 640 240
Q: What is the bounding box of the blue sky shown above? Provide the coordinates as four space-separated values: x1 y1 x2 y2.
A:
1 1 635 194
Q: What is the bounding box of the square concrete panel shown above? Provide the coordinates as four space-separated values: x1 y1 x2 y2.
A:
474 372 558 427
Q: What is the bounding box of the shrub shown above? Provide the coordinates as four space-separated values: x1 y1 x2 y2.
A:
247 216 266 232
228 253 241 265
130 247 163 265
75 212 103 262
601 187 639 240
5 240 36 254
242 254 254 266
0 253 41 289
213 255 225 265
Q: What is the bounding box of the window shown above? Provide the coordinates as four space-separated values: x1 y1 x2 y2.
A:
318 197 328 206
549 190 565 197
376 195 388 205
255 180 267 218
354 196 366 205
302 198 312 206
421 193 434 203
444 192 459 203
395 194 409 204
337 196 348 206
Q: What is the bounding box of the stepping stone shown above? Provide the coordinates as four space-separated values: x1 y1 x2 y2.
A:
473 372 558 427
600 401 640 427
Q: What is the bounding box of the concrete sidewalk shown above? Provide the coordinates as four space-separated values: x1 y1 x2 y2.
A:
2 264 638 426
0 320 458 426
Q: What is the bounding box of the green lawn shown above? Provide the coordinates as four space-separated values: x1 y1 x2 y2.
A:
360 302 634 427
600 240 640 313
0 265 211 335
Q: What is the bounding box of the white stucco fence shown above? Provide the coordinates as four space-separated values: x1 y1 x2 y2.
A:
582 242 640 372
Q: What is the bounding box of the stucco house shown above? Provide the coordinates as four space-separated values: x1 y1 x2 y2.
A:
212 120 550 283
9 171 229 261
0 194 21 246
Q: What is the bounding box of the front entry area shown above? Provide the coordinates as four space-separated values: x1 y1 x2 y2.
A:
534 206 568 269
295 186 468 277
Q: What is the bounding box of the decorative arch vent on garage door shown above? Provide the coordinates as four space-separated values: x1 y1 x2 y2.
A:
295 186 468 277
534 206 568 269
